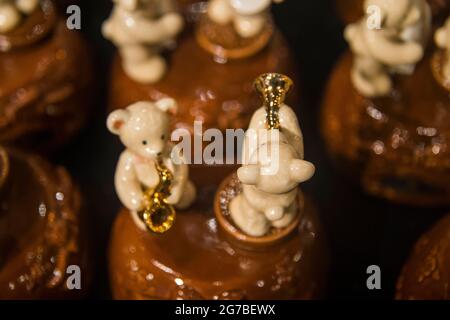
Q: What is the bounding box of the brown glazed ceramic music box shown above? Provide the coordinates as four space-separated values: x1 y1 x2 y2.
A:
105 0 297 134
396 214 450 300
322 0 450 206
107 74 328 300
0 0 93 151
0 147 90 299
335 0 450 24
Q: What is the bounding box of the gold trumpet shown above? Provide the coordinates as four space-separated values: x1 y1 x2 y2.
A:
138 159 176 234
254 73 293 130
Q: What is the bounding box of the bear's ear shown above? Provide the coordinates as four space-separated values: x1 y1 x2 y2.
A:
290 159 315 184
107 109 130 135
155 98 178 115
237 164 259 186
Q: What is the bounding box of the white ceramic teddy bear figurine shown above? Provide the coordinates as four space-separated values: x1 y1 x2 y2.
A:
107 98 196 231
230 132 315 237
208 0 284 38
102 0 184 84
345 0 431 97
230 74 315 237
0 0 39 33
435 16 450 79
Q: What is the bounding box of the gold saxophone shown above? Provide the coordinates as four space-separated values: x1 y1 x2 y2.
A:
138 159 176 234
254 73 293 130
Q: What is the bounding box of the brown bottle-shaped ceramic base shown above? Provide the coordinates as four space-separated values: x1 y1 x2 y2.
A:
396 214 450 300
335 0 450 24
0 0 93 152
321 52 450 207
0 147 90 299
109 174 328 300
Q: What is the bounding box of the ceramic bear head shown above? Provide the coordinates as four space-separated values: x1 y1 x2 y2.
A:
237 132 315 194
364 0 424 28
107 99 177 159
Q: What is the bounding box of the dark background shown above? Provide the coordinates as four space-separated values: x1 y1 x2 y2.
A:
53 0 449 300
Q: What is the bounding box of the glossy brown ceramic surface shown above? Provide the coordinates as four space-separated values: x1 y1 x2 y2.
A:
321 51 450 206
396 214 450 300
0 0 93 151
0 147 89 299
109 174 327 300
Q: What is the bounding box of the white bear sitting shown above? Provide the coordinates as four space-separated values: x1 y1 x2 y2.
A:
0 0 39 33
102 0 184 84
345 0 431 97
230 130 315 237
435 16 450 79
107 99 196 231
208 0 283 38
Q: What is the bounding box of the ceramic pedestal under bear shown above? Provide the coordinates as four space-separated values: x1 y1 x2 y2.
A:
322 0 450 206
109 186 327 299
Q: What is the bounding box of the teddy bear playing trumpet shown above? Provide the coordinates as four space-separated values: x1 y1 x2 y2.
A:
230 73 315 237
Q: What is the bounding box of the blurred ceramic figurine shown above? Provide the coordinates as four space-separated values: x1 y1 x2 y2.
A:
322 0 450 206
0 0 39 32
102 0 184 83
435 15 450 78
345 0 431 97
230 74 315 237
208 0 283 38
107 98 196 232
